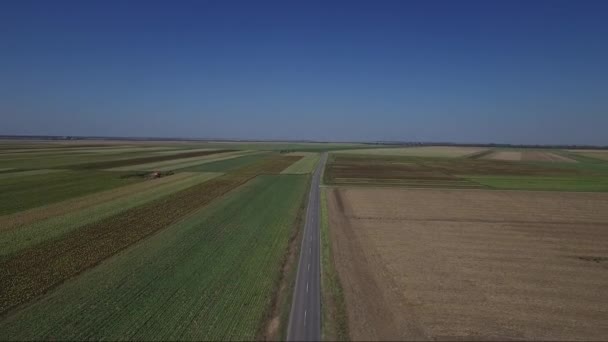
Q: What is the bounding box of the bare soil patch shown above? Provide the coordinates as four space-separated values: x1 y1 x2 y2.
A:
327 187 608 340
522 151 577 163
482 151 522 161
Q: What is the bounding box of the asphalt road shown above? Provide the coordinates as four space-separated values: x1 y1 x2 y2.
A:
287 152 328 341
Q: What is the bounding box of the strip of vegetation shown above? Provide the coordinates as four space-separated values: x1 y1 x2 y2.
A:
0 173 221 257
0 156 301 315
0 175 308 341
320 189 349 341
68 149 234 169
0 170 142 215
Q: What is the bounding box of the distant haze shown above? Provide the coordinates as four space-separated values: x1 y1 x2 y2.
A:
1 0 607 145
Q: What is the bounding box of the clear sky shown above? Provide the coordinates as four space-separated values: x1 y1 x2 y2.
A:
1 0 607 145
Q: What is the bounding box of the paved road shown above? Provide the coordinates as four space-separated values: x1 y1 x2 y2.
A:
287 152 328 341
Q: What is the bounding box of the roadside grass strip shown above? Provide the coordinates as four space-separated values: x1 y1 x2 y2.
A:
281 153 320 174
0 175 308 341
320 190 349 341
70 149 234 170
0 173 222 256
0 169 65 180
109 150 252 171
0 171 142 216
0 156 301 315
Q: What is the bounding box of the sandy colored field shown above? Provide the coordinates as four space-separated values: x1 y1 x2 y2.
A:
484 151 577 163
327 187 608 341
281 152 320 174
339 146 487 158
569 150 608 161
482 151 522 161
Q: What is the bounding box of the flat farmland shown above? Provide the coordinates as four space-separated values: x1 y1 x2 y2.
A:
0 141 310 339
326 152 608 191
326 187 608 340
482 150 577 163
338 146 487 158
0 175 308 340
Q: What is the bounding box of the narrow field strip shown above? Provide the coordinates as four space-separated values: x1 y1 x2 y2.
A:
0 169 65 180
152 147 218 155
0 172 221 257
155 152 258 171
70 149 234 170
0 172 196 231
0 171 142 216
281 153 320 174
0 175 308 341
180 153 269 172
0 156 301 315
109 150 251 171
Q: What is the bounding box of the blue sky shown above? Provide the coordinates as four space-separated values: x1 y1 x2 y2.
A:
1 0 607 144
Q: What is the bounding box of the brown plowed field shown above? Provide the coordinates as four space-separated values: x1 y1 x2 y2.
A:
0 155 300 315
327 187 608 340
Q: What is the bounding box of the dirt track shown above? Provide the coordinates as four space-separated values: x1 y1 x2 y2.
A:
327 187 608 340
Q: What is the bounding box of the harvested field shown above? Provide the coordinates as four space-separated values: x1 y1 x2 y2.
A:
0 175 308 340
281 152 320 174
0 155 300 314
327 187 608 340
521 151 576 162
339 146 487 158
571 151 608 161
482 151 522 161
484 151 577 163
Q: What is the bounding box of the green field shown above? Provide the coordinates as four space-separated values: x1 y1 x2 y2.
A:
0 170 143 215
0 141 309 339
0 174 307 340
1 140 607 341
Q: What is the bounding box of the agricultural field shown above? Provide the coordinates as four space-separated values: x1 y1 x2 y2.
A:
321 146 608 341
569 149 608 161
325 187 608 340
481 150 577 162
0 140 320 340
338 146 487 158
325 150 608 191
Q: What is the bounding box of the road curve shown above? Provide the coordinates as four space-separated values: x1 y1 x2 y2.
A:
287 152 328 341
